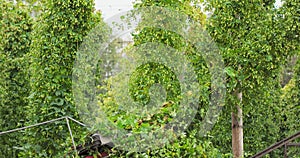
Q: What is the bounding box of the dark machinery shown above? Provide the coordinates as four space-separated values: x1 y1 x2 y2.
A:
76 133 114 158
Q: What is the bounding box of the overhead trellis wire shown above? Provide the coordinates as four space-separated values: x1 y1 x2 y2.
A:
0 116 86 155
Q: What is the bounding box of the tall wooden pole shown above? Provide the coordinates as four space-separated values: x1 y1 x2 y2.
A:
232 91 243 158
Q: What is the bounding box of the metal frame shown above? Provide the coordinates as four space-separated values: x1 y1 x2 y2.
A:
0 116 86 156
251 131 300 158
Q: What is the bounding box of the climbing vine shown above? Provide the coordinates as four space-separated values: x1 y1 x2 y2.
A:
0 1 32 156
205 0 299 156
23 0 102 156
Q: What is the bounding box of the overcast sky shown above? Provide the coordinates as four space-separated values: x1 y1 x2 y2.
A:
95 0 283 20
95 0 135 20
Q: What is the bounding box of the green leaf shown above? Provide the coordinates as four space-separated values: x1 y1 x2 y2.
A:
224 66 236 78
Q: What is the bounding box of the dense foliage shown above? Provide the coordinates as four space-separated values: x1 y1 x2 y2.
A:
22 0 101 157
0 1 32 156
205 0 299 156
101 0 230 157
0 0 299 157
